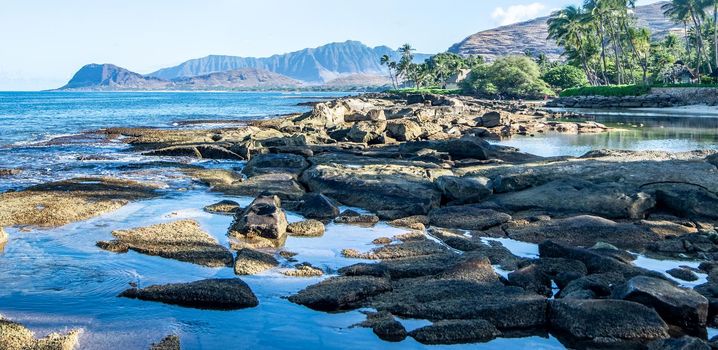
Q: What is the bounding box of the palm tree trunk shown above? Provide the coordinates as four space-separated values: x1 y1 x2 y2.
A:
597 19 610 84
714 0 718 73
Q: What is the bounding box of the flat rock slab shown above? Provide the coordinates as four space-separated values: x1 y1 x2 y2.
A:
409 319 501 345
288 276 392 311
428 206 511 230
120 278 259 310
234 248 279 275
0 177 159 228
0 316 80 350
101 219 233 267
203 200 241 215
549 299 669 346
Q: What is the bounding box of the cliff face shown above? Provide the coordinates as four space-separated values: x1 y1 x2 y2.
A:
148 41 430 83
449 1 680 60
172 68 303 89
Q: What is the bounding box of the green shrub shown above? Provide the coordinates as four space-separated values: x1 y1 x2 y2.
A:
542 65 588 90
559 85 651 97
462 56 555 99
386 87 462 95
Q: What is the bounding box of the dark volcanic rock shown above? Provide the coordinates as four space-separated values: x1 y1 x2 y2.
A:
242 153 309 177
557 272 627 299
399 135 491 160
435 175 493 204
548 299 669 346
667 267 699 282
505 215 660 249
409 319 501 345
428 205 511 230
359 311 407 342
613 276 709 333
647 336 711 350
228 195 288 249
150 335 181 350
288 276 392 311
120 278 259 310
292 193 340 220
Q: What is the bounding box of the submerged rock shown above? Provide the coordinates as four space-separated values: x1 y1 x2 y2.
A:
287 220 325 237
409 319 501 345
548 299 669 346
229 195 288 249
203 200 241 215
120 278 258 310
0 177 159 228
100 220 233 267
613 276 708 333
234 248 279 275
288 276 392 311
334 210 380 225
0 316 81 350
282 264 324 277
150 335 180 350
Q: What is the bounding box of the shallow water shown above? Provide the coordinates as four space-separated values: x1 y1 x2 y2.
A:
493 108 718 157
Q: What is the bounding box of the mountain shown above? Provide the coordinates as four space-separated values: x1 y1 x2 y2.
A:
148 40 431 83
173 68 302 89
58 64 169 90
449 1 681 60
323 74 392 88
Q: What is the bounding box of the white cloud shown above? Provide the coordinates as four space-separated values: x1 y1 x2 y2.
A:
491 3 547 26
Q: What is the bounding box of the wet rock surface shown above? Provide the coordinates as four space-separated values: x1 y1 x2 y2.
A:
120 278 259 310
234 248 279 275
409 319 501 345
0 316 81 350
229 195 288 248
149 335 180 350
99 219 233 267
287 219 325 237
203 200 241 215
288 276 392 311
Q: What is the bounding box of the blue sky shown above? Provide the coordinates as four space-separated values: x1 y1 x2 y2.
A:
0 0 660 90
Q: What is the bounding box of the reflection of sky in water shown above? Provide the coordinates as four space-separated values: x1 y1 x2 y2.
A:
495 112 718 157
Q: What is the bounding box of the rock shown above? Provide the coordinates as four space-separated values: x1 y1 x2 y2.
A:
667 268 700 282
120 278 258 310
223 173 306 201
342 240 450 260
371 279 547 329
492 179 655 219
359 311 407 342
506 215 660 250
428 205 511 230
282 264 324 277
334 210 380 225
203 200 241 215
388 215 429 230
435 175 493 204
557 272 627 299
145 145 243 160
372 237 392 245
0 168 21 177
288 276 392 311
0 227 7 246
347 120 387 143
476 111 508 128
300 156 442 219
647 336 711 350
287 220 325 237
548 299 669 346
339 263 390 278
229 195 288 249
409 319 501 345
0 177 159 228
242 153 309 177
386 119 422 141
399 135 491 160
100 220 233 267
234 248 279 275
292 193 340 220
96 240 129 253
613 276 708 333
150 335 180 350
439 256 500 283
648 183 718 220
0 316 81 350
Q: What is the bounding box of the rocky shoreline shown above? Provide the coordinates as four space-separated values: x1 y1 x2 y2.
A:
1 93 717 349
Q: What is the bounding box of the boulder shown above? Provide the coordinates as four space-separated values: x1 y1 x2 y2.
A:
548 299 669 346
345 109 386 122
647 336 711 350
492 179 655 219
288 276 392 311
99 220 233 267
667 268 699 282
234 248 279 275
347 120 387 144
476 111 508 128
281 264 324 277
287 219 325 237
242 153 309 177
505 215 660 250
334 210 380 225
435 175 493 204
150 335 180 350
428 205 511 230
203 200 241 215
647 183 718 220
613 276 709 333
386 119 422 141
120 278 258 310
292 193 340 220
557 272 626 299
229 195 288 248
409 319 501 345
359 311 407 342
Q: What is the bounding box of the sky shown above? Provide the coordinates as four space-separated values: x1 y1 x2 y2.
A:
0 0 661 91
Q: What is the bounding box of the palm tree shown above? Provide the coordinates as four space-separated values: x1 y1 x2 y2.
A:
663 0 712 80
397 44 416 87
548 6 595 84
380 55 398 89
